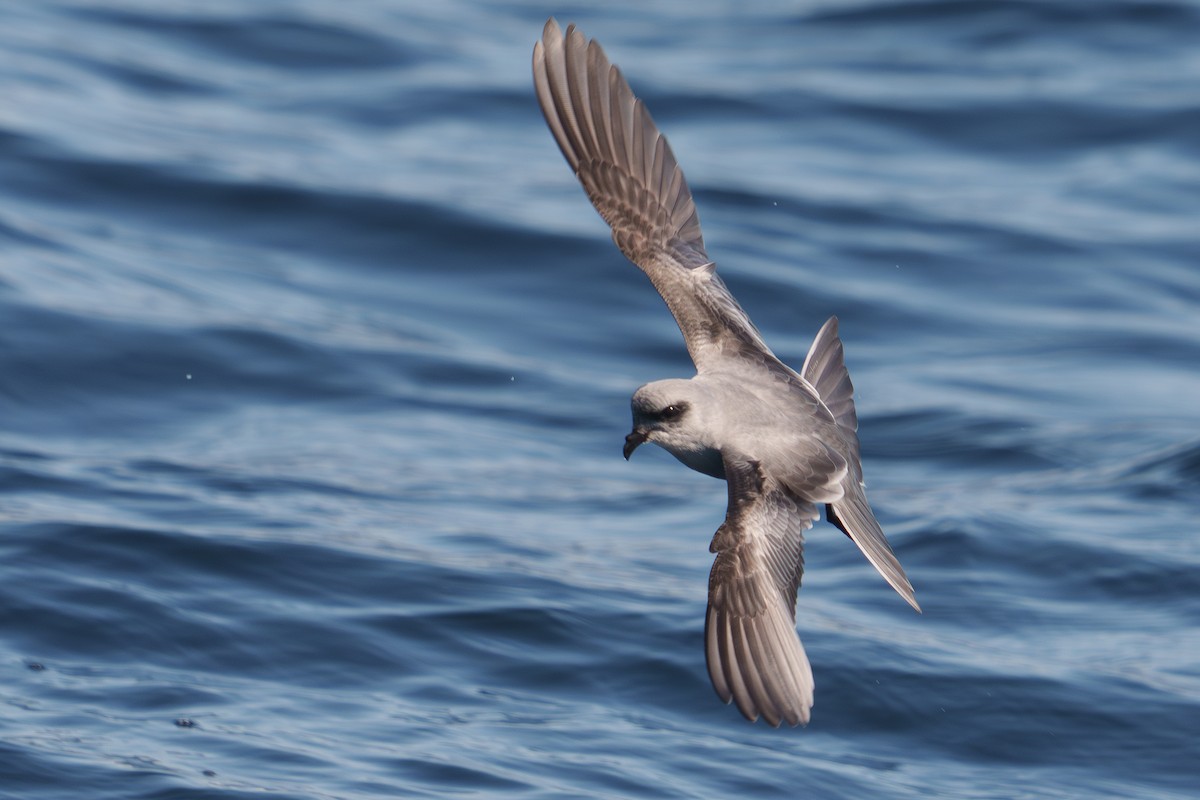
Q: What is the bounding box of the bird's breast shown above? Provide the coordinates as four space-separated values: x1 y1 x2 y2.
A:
663 442 726 479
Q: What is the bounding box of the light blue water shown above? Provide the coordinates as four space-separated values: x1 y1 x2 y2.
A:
2 2 1198 798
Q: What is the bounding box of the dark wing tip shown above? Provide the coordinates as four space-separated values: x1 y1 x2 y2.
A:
531 17 705 264
706 601 813 727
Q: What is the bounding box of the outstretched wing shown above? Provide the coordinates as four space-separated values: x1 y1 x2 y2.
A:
706 456 817 727
533 18 776 373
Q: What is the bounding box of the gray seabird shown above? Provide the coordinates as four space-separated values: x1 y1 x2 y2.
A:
533 18 920 727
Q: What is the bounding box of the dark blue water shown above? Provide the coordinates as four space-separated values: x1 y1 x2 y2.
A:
2 1 1198 798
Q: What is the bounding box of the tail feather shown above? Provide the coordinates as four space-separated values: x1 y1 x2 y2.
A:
805 316 921 612
802 316 857 437
827 489 921 612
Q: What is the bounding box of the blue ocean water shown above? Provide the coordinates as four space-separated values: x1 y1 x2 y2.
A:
2 0 1198 797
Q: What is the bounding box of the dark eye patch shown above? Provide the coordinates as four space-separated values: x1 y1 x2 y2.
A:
658 403 688 421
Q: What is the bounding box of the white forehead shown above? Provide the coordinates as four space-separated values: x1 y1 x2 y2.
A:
632 378 694 409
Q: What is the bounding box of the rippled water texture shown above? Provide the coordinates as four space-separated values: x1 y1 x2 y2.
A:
2 1 1198 798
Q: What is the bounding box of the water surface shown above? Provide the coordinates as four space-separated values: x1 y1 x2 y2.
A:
2 2 1198 798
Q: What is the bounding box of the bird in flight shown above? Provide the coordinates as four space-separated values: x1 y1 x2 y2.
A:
532 18 919 727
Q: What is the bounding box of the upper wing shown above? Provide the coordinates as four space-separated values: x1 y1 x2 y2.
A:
706 456 817 727
533 18 777 373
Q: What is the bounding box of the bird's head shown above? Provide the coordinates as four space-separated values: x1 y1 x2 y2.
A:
624 379 711 461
